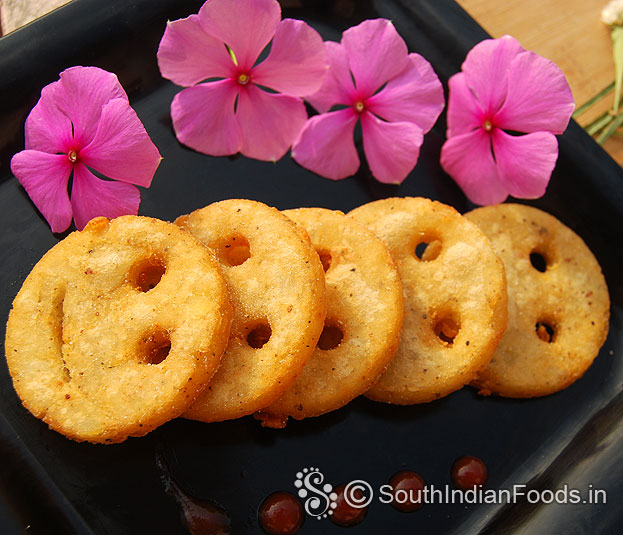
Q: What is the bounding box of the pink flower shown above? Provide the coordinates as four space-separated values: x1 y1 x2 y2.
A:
291 19 444 184
440 35 575 205
157 0 327 162
11 66 161 233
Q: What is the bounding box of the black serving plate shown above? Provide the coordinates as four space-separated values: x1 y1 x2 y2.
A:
1 1 622 534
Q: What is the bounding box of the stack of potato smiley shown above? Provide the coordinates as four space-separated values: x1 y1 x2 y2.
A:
4 198 610 443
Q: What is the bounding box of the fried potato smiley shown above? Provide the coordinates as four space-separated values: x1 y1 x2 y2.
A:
176 199 327 422
5 216 232 443
256 208 404 427
349 197 508 404
466 204 610 397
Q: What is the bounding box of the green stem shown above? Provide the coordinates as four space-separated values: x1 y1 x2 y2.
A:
587 114 615 136
585 110 609 130
573 83 614 118
596 113 623 144
611 27 623 114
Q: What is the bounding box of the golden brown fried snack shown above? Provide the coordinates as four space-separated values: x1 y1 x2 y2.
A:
466 204 610 397
5 216 232 443
256 208 404 427
176 199 327 422
349 197 507 404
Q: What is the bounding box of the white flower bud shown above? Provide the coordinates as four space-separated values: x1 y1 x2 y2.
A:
601 0 623 26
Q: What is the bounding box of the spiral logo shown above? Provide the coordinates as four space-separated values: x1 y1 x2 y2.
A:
343 480 374 509
294 467 338 519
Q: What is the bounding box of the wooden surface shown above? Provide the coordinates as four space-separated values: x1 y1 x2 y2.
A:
0 0 621 164
457 0 622 164
0 0 70 35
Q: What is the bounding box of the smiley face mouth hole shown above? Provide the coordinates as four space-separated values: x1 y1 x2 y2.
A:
433 315 460 346
140 329 171 365
535 321 556 343
246 321 272 349
317 322 344 350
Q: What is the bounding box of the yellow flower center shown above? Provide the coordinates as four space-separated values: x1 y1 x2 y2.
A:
68 149 78 163
354 101 365 113
483 119 493 132
237 73 250 86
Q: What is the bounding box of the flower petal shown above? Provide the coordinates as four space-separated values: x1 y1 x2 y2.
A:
10 150 73 233
440 129 508 205
494 51 575 135
55 66 128 147
199 0 280 71
25 81 73 153
236 85 307 162
157 14 234 87
462 35 524 115
366 53 444 134
445 72 484 137
252 18 328 97
291 109 359 180
492 129 558 198
305 41 356 113
360 112 423 184
71 163 140 230
170 80 242 157
79 99 161 187
341 19 409 97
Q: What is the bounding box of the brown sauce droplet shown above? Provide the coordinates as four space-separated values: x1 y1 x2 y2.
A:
330 484 367 527
452 455 488 490
389 471 425 512
156 452 231 535
258 491 304 534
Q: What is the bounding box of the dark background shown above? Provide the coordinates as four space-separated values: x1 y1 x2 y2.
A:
0 1 621 533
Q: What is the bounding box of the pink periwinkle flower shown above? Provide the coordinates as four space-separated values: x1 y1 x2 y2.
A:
157 0 328 162
11 66 162 233
440 35 575 205
291 19 445 184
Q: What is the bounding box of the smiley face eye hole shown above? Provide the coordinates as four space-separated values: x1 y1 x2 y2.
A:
127 254 166 292
415 239 442 261
433 314 460 346
530 251 547 272
220 236 251 267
